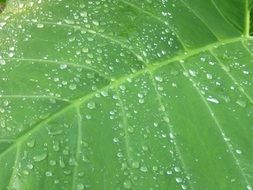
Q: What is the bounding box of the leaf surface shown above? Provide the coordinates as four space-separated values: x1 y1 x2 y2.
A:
0 0 253 189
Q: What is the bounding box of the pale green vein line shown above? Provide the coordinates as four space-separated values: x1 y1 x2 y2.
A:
119 0 188 50
0 139 15 142
210 0 243 33
180 62 251 187
242 39 253 58
7 145 20 190
0 36 248 159
245 0 250 37
115 90 132 164
179 0 220 40
72 106 82 190
147 71 194 190
209 50 253 105
3 57 110 81
40 21 146 63
115 90 134 185
0 94 70 102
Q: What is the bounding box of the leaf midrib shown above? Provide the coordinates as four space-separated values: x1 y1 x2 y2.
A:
0 36 249 159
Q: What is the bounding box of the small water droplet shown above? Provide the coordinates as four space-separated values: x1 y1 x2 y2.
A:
207 97 219 104
45 171 52 177
87 102 96 109
77 183 84 190
113 137 119 143
26 139 35 148
123 179 132 189
69 84 77 90
60 64 67 70
175 177 182 183
132 161 140 169
155 76 163 82
33 153 47 162
140 166 148 172
37 23 44 28
236 99 247 108
101 90 108 97
82 47 89 53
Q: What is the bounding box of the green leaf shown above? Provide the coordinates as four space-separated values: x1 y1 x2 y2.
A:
0 0 253 189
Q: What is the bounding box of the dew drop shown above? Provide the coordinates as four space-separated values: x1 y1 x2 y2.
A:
69 84 77 90
80 11 87 17
33 153 47 162
155 76 163 82
140 166 148 172
236 99 247 108
22 170 29 175
37 23 44 28
207 97 219 104
0 59 6 65
82 47 89 53
101 90 108 97
176 177 182 183
123 179 132 189
45 171 52 177
87 102 96 109
113 137 119 143
60 64 67 70
26 139 35 148
77 183 84 190
132 161 140 169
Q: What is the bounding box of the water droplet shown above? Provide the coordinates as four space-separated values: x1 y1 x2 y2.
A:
27 163 33 169
101 90 108 97
140 166 148 172
45 171 52 177
206 73 213 80
174 166 181 172
123 179 132 189
77 183 84 190
155 76 163 82
49 160 56 166
82 47 89 53
132 161 140 169
127 126 134 133
26 139 35 148
80 11 87 17
87 102 96 109
53 141 60 151
207 97 219 104
22 170 29 175
142 145 148 151
69 84 77 90
37 23 44 28
92 20 99 26
152 166 158 171
236 149 242 154
189 69 197 77
138 98 144 104
60 64 67 70
175 177 182 183
0 59 6 65
33 153 47 162
236 99 247 108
